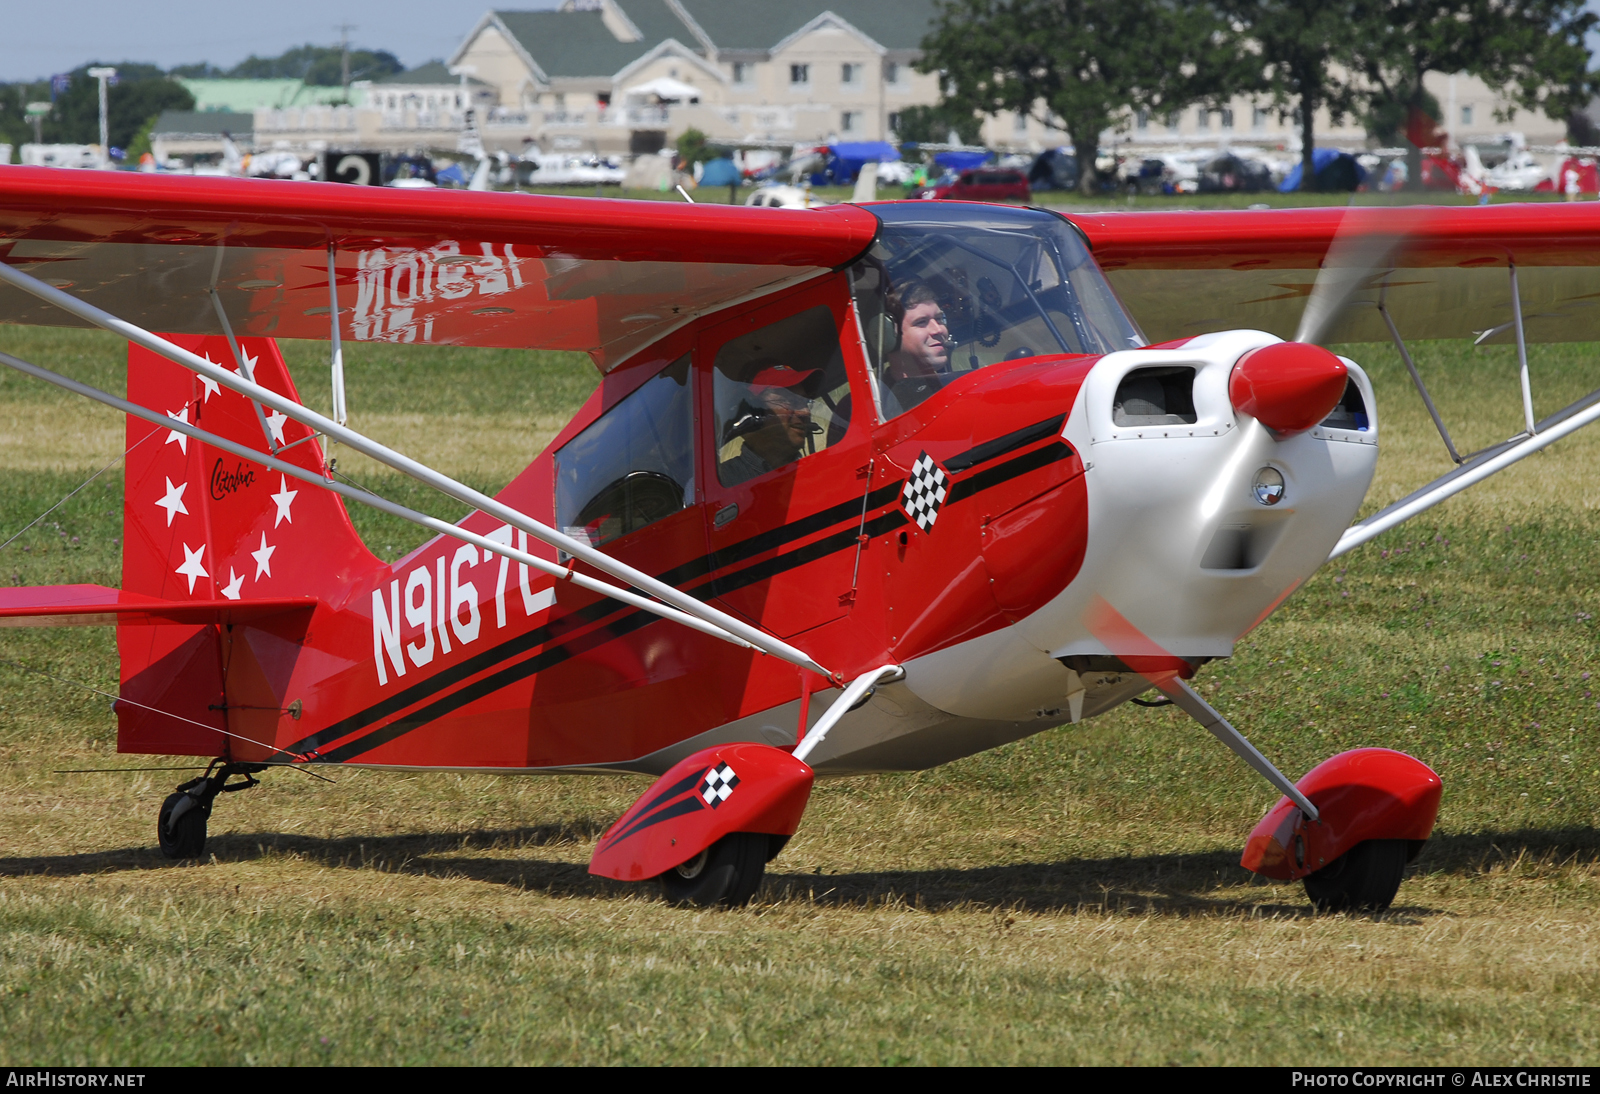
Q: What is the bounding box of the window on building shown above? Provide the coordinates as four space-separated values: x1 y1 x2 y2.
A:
1252 107 1268 131
1166 112 1180 134
790 64 809 85
1013 111 1027 133
1220 108 1234 130
887 111 901 133
1461 105 1474 126
1196 109 1210 132
842 63 859 84
883 61 900 84
732 62 750 84
1136 108 1149 131
842 111 860 132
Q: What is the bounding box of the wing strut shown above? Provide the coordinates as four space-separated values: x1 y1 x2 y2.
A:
1378 292 1462 464
0 262 832 679
1337 260 1600 559
0 348 764 652
1330 383 1600 559
327 243 347 428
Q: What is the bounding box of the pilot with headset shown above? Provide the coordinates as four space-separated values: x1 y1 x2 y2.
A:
880 279 954 416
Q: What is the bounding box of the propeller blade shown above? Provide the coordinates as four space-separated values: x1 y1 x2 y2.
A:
1294 206 1433 346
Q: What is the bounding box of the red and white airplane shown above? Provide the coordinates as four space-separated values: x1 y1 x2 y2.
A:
2 169 1596 911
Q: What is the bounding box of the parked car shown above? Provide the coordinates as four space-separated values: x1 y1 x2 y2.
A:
919 168 1030 202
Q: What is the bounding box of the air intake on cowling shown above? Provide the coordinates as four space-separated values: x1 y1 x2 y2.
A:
1113 366 1197 426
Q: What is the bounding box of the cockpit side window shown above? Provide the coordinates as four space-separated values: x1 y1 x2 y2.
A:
554 354 694 549
711 305 851 487
851 204 1145 421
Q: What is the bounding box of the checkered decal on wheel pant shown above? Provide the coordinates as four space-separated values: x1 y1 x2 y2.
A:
701 762 739 808
901 452 950 532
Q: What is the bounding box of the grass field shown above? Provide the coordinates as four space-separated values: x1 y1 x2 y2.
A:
0 314 1598 1063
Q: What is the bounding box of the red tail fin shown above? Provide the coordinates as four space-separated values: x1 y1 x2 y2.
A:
117 335 376 756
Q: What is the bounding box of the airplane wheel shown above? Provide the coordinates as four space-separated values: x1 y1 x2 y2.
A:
659 832 769 908
157 792 209 860
1303 839 1408 913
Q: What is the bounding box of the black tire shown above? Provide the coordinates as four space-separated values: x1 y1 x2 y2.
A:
1303 839 1408 913
659 832 769 908
157 791 209 860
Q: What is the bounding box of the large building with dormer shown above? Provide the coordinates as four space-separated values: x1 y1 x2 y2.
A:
150 1 1571 166
450 1 948 153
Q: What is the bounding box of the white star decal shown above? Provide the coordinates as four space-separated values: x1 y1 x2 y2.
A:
270 475 298 527
164 407 189 454
220 567 244 601
238 348 259 379
198 356 222 402
154 477 188 526
251 532 275 579
175 543 208 594
265 409 288 446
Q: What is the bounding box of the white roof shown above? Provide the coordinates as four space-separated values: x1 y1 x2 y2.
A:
623 77 701 103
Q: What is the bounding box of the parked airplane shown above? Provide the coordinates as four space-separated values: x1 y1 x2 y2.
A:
0 170 1594 910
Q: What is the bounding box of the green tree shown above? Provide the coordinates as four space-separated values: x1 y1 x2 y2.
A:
0 81 53 149
228 45 402 87
675 127 711 169
1347 0 1598 189
42 64 195 149
1364 88 1441 147
1221 0 1368 191
893 102 983 144
920 0 1240 194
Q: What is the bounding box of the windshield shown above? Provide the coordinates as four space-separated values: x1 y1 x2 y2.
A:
852 203 1145 419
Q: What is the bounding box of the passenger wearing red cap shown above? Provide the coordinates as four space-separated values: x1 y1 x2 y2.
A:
718 361 825 485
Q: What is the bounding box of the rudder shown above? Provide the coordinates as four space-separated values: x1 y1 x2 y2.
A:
117 335 376 755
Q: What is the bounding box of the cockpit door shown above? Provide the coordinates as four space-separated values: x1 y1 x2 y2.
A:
697 276 875 639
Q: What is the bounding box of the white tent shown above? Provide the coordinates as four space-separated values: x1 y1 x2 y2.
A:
622 77 701 104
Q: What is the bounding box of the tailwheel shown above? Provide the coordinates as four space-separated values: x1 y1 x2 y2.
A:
156 763 264 861
1303 839 1409 913
157 789 210 859
659 832 770 908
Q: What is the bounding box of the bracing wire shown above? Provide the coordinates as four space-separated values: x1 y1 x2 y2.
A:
0 429 156 555
0 657 335 783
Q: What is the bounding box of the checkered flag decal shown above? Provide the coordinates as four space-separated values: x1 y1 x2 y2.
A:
701 762 739 808
901 452 949 532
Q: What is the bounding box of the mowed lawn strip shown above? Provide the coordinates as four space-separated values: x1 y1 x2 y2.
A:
0 325 1595 1064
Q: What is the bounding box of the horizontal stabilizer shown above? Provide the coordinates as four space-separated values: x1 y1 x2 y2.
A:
0 584 318 627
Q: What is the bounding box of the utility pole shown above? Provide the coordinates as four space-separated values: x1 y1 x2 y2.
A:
87 67 116 167
336 23 356 97
25 102 49 145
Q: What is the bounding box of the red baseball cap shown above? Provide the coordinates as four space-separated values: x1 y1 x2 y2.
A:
747 364 823 397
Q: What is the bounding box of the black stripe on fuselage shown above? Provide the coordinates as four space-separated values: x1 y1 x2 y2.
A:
945 441 1075 506
944 414 1066 473
297 419 1072 764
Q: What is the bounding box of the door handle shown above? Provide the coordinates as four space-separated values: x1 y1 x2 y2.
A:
713 503 738 527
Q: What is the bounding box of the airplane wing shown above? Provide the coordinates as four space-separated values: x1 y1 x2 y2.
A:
0 168 879 371
1070 204 1600 346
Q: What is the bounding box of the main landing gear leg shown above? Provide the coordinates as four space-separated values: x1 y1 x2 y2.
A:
157 762 265 861
1160 679 1412 913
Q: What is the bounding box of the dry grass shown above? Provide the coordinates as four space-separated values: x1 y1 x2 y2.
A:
0 325 1597 1064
